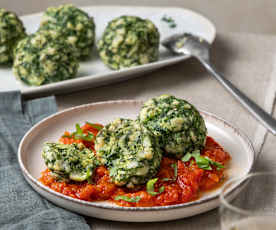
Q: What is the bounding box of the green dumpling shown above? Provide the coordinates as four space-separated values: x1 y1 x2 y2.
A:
39 4 95 59
97 15 160 70
13 30 79 86
139 95 207 158
0 8 26 64
42 142 99 182
95 118 162 188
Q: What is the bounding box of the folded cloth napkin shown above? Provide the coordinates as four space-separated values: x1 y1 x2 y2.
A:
0 91 90 230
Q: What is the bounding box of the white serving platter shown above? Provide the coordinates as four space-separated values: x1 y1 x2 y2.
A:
0 6 216 97
18 100 255 222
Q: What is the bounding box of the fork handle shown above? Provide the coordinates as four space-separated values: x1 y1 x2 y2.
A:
198 57 276 135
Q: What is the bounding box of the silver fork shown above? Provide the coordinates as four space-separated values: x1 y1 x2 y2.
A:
162 33 276 135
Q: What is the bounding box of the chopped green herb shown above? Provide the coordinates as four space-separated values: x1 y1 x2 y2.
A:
206 157 225 170
86 122 103 131
181 150 224 171
86 167 94 184
161 15 177 28
114 195 141 203
75 123 82 134
74 131 95 142
146 178 165 196
162 163 178 182
63 123 95 142
159 186 165 193
172 163 178 178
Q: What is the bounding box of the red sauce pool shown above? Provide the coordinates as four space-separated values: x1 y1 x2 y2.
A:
39 123 231 207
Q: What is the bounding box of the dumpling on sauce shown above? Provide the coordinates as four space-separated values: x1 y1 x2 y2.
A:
95 118 162 188
139 95 207 158
42 142 98 182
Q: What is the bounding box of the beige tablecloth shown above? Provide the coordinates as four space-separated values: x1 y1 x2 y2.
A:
4 0 276 35
55 32 276 229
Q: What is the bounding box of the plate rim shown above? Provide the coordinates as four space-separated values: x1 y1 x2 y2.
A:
18 99 255 211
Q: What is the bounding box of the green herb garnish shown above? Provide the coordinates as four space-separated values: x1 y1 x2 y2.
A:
162 163 178 182
62 123 95 142
146 178 165 196
159 186 165 193
86 122 103 131
161 15 177 28
114 195 141 203
181 150 224 170
86 167 94 184
172 163 178 177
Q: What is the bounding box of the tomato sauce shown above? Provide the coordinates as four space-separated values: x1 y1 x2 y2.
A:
39 123 231 207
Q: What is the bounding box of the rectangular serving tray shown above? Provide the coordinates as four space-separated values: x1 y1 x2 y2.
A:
0 6 215 98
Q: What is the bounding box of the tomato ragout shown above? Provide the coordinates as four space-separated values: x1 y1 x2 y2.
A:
39 123 231 207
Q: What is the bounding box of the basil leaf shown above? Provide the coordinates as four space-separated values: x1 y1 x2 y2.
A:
114 195 141 203
74 133 83 140
171 163 178 178
86 122 103 131
72 124 95 142
181 153 192 162
147 178 159 196
162 164 178 182
194 154 209 165
75 123 82 134
81 132 95 142
159 186 165 193
197 163 212 170
146 178 165 196
205 157 224 170
62 123 98 142
181 150 224 171
86 167 94 184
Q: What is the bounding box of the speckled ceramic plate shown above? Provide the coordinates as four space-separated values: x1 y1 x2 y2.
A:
0 6 215 98
18 100 254 222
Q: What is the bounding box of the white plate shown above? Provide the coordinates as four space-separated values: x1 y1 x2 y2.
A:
0 6 216 97
18 100 255 222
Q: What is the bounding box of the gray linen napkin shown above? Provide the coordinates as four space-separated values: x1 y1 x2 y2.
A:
0 91 90 230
